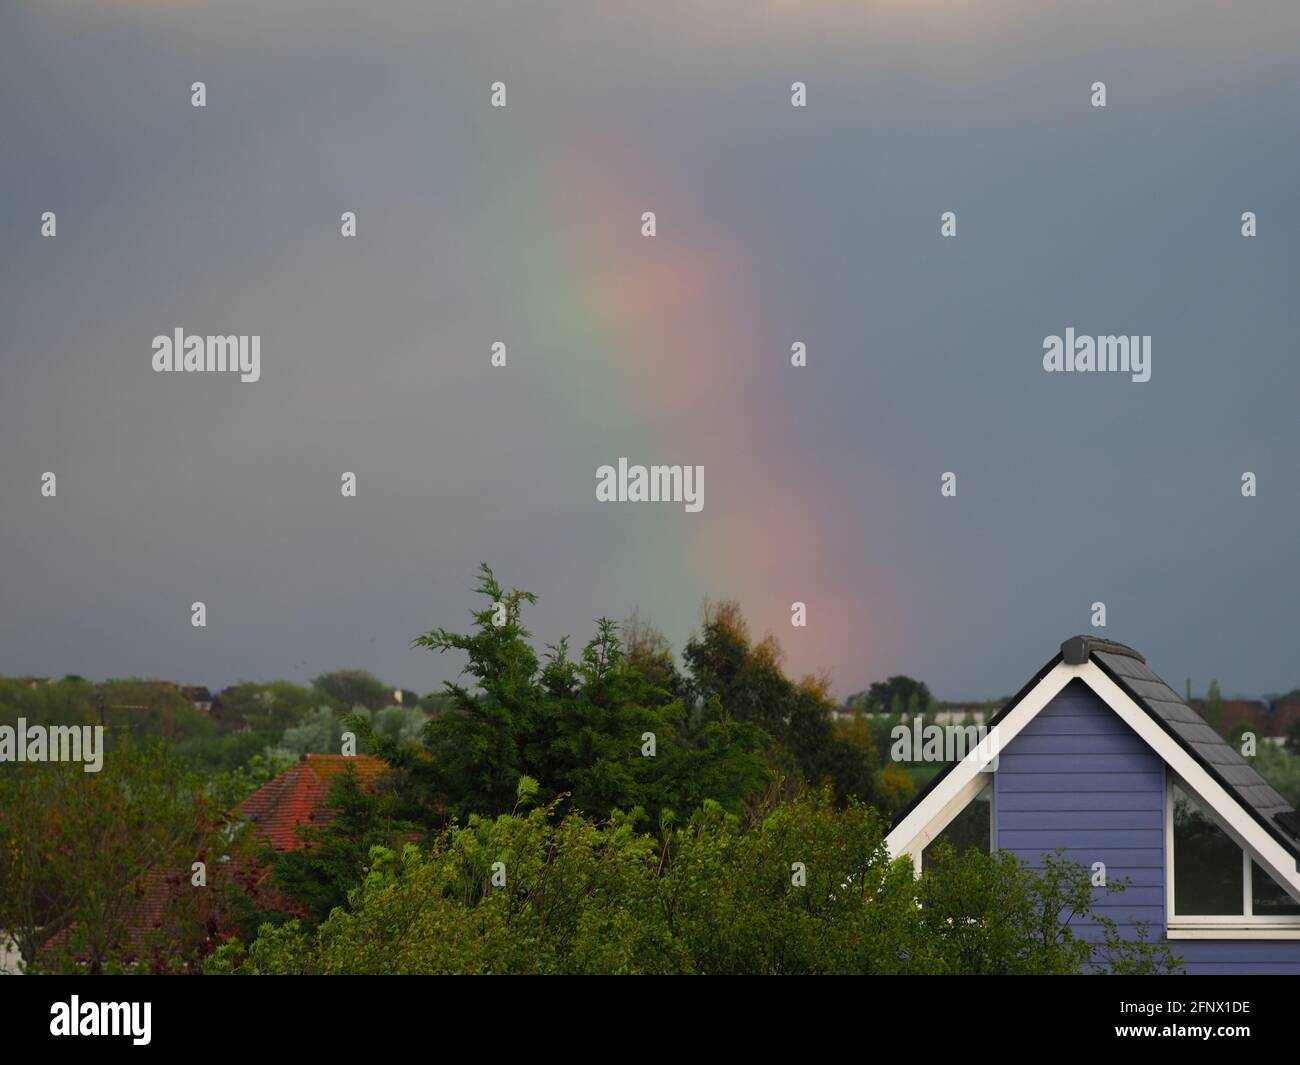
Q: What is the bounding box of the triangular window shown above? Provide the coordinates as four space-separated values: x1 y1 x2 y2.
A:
921 778 992 868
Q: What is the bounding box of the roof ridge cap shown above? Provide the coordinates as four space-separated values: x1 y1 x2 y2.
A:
1061 635 1146 665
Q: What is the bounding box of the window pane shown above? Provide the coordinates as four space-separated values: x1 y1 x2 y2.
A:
922 779 991 867
1251 861 1300 917
1172 783 1243 915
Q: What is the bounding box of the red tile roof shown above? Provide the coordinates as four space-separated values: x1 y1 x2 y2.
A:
38 755 389 969
238 754 387 852
42 869 170 959
1272 701 1300 736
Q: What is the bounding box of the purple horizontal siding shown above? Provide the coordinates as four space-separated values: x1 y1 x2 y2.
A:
998 790 1158 812
1003 811 1158 830
996 678 1166 963
1174 940 1300 976
994 678 1300 974
1001 829 1163 849
1008 733 1154 755
1014 849 1163 869
999 771 1163 792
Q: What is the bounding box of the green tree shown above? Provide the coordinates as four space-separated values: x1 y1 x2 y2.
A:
276 705 419 756
1 739 203 974
208 786 1178 976
849 675 933 717
1203 679 1226 735
312 670 393 711
0 767 68 971
209 681 315 734
358 564 771 827
683 600 878 805
1285 718 1300 759
205 750 297 811
269 767 410 922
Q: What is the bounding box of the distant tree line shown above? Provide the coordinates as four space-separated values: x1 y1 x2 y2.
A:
8 563 1295 974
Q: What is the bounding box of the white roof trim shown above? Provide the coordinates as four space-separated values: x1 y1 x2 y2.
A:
884 658 1300 901
886 660 1078 859
1081 660 1300 899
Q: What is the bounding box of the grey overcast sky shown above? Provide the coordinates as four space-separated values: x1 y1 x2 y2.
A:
1 1 1298 701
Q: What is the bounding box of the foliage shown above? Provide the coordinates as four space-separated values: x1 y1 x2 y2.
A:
275 704 426 757
1 739 204 974
1285 718 1300 760
207 681 315 734
0 676 213 748
208 787 1179 976
1203 679 1226 735
876 761 916 815
847 675 934 717
359 564 772 827
311 670 393 712
139 812 303 974
268 768 416 922
683 600 879 805
177 730 285 774
205 750 297 811
916 841 1179 974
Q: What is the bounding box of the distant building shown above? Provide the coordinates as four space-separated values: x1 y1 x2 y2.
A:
0 933 23 976
237 754 388 851
181 686 213 714
1190 697 1296 738
1271 700 1300 738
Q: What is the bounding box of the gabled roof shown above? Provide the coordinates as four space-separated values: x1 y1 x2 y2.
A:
889 637 1300 868
1086 643 1297 859
238 753 387 852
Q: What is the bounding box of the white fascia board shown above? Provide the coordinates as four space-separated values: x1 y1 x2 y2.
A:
885 661 1079 859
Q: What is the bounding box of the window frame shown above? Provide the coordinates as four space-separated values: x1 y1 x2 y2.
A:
1165 772 1300 939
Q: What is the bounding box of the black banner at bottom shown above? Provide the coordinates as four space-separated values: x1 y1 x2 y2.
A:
1 974 1292 1053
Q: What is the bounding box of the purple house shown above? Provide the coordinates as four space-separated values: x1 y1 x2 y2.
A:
886 636 1300 974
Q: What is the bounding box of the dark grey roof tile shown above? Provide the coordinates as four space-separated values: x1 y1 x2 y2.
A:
1143 699 1202 724
1120 677 1185 703
1166 721 1228 746
1094 651 1160 683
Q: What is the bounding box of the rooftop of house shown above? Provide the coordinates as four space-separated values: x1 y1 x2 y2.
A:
238 753 388 852
1085 641 1298 857
39 753 391 968
895 635 1300 859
